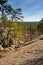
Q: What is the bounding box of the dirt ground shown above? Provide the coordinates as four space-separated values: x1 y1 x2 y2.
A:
0 35 43 65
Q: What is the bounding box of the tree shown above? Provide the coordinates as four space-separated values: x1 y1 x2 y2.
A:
0 0 23 48
11 8 23 22
37 18 43 35
0 0 7 14
0 0 13 15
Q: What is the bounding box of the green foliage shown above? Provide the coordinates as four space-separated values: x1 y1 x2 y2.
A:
0 14 11 28
31 24 37 31
11 23 23 39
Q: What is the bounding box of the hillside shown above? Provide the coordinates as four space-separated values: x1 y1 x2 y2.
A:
0 35 43 65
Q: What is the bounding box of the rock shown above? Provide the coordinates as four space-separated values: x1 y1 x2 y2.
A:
11 45 15 48
5 48 10 52
19 41 24 46
0 46 4 51
19 41 24 44
8 47 12 50
39 35 43 40
9 47 13 50
9 46 17 52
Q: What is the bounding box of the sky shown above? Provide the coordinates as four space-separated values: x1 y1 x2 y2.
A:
8 0 43 21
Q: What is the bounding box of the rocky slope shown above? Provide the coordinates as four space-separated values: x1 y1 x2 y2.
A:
0 35 43 65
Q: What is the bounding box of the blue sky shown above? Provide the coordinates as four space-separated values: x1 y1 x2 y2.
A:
8 0 43 21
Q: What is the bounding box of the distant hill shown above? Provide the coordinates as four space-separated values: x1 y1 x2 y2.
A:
16 21 39 26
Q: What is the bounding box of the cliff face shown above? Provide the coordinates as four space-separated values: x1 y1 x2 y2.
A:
0 35 43 65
